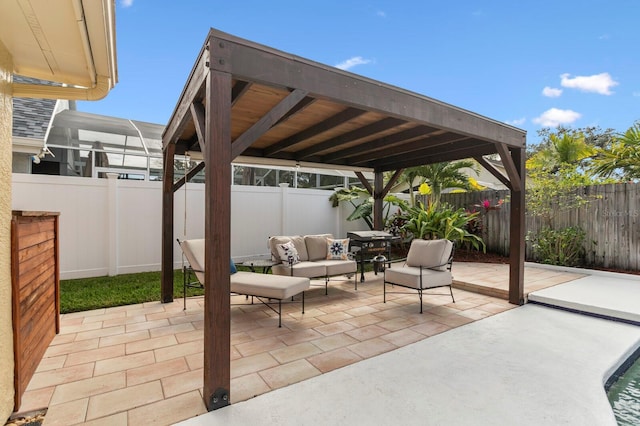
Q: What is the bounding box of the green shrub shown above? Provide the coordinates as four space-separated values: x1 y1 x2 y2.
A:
400 202 485 251
528 226 586 266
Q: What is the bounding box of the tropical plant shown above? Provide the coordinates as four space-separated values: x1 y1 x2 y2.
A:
398 160 478 206
329 186 409 230
590 122 640 180
400 202 485 251
527 132 596 173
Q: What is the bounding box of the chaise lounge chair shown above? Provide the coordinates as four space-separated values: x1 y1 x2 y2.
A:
178 239 310 327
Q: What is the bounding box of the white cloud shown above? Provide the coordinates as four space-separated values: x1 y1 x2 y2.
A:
506 117 526 126
376 10 386 18
560 72 619 95
120 0 134 7
542 86 562 98
335 56 372 71
533 108 581 127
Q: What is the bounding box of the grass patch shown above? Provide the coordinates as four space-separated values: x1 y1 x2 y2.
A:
60 269 196 313
60 263 372 314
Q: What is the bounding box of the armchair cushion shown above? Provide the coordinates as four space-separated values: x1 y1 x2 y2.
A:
406 239 453 271
384 267 452 289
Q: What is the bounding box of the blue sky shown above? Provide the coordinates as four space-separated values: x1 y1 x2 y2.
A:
78 0 640 146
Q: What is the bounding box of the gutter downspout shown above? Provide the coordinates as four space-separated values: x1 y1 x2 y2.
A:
11 0 114 101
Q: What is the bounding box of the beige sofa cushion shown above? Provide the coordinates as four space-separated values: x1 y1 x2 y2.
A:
406 239 453 270
304 234 333 261
269 235 309 262
272 261 326 278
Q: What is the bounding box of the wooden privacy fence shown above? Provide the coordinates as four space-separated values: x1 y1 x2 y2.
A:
440 183 640 271
11 211 60 410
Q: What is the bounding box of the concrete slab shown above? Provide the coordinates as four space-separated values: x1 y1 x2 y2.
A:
178 304 640 426
528 275 640 325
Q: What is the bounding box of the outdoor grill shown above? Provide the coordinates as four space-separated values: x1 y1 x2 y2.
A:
347 230 399 282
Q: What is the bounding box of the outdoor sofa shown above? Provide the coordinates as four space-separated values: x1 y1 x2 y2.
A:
269 234 357 294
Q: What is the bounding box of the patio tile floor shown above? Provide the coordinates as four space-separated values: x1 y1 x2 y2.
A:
16 263 577 425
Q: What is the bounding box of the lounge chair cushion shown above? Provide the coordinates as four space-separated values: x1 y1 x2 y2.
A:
406 239 453 271
304 234 333 261
230 271 309 300
384 266 452 289
271 261 326 278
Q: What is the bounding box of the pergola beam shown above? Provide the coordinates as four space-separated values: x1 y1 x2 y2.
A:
207 29 525 149
474 155 511 188
231 89 309 159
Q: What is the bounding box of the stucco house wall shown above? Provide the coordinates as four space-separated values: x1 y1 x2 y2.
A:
0 39 15 421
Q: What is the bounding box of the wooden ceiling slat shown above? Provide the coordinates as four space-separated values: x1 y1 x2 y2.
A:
374 142 497 171
295 117 406 160
263 107 366 156
321 125 438 163
347 132 466 166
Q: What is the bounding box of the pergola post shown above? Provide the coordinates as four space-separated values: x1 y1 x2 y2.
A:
508 147 526 304
203 67 232 410
161 142 175 303
373 171 384 230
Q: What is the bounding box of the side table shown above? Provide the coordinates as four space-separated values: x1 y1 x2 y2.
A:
241 259 276 274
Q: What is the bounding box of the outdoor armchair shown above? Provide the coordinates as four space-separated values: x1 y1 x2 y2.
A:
383 238 455 313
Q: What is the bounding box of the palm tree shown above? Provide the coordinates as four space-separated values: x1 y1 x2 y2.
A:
399 160 477 206
527 132 595 173
591 123 640 180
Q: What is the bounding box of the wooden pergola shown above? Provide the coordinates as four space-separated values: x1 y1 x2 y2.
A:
161 28 526 411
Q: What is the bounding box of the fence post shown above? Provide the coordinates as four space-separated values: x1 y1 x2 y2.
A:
279 183 289 235
106 173 119 276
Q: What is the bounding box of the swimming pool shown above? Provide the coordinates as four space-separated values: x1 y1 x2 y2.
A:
608 355 640 425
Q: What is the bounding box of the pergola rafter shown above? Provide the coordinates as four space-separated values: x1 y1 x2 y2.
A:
161 28 526 412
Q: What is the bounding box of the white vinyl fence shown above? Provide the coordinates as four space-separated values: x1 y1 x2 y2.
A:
12 174 367 279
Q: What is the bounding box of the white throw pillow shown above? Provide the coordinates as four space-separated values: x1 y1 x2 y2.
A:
277 241 300 265
326 238 349 260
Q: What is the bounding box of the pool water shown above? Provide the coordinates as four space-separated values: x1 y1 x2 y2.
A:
608 357 640 425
